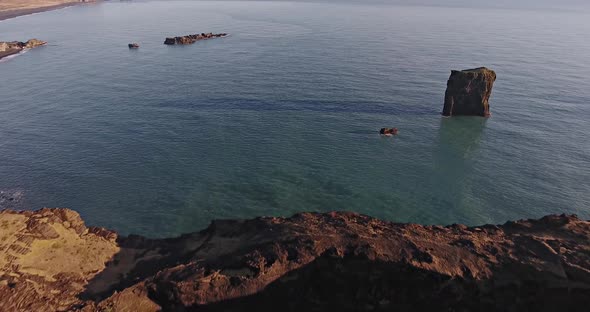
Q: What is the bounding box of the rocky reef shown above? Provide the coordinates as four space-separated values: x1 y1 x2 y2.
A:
1 208 589 311
442 67 497 117
0 39 47 60
164 33 228 45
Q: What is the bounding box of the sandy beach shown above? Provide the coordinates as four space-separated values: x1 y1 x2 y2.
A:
0 0 86 21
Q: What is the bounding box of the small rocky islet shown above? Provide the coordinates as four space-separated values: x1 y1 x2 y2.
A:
164 32 228 45
0 39 46 60
379 127 398 135
123 33 227 49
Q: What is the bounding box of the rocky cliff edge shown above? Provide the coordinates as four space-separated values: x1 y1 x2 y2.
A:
1 208 589 311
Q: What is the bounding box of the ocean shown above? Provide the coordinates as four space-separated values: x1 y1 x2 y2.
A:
1 0 589 237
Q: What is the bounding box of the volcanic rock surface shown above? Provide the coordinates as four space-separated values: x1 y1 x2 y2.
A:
164 33 228 45
442 67 497 117
1 208 589 311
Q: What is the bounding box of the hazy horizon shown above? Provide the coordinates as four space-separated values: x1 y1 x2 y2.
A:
164 0 590 8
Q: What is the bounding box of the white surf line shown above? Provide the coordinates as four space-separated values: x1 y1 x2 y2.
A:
0 49 29 63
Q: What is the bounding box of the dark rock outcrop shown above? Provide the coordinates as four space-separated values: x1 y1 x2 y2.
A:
1 208 590 311
442 67 496 117
380 128 398 135
0 39 47 60
164 33 228 45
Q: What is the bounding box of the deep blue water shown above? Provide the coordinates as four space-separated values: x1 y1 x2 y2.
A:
1 1 589 237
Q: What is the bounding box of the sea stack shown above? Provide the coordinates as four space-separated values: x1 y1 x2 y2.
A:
442 67 496 117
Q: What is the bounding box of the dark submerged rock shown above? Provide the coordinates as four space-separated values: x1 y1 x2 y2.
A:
442 67 496 117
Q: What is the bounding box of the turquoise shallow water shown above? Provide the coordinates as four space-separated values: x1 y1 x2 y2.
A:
1 1 589 237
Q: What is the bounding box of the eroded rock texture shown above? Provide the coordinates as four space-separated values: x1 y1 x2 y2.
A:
1 209 589 311
442 67 497 117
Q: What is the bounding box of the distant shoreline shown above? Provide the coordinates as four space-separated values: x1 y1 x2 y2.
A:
0 2 81 22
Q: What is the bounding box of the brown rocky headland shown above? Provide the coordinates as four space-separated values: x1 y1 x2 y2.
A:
164 33 228 45
0 39 47 60
1 207 589 311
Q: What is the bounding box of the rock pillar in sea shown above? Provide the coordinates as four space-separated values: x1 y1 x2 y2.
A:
442 67 496 117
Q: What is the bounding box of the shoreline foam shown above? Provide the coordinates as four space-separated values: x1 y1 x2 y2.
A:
0 49 27 63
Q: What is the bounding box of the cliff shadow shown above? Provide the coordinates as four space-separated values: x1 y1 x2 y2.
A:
160 254 590 312
79 233 202 302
